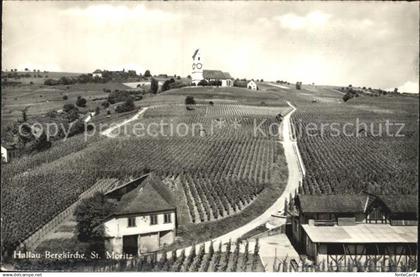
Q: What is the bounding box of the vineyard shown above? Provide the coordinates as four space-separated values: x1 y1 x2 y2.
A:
290 91 418 195
16 239 265 272
15 238 418 272
1 97 289 254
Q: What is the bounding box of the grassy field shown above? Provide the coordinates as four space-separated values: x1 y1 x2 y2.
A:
1 81 132 132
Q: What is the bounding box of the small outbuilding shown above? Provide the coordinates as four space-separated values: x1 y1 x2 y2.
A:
247 80 258 90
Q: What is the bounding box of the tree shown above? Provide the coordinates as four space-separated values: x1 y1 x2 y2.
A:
76 96 87 107
394 88 398 93
150 78 159 94
95 106 100 115
296 81 302 90
31 130 52 152
343 92 353 102
115 96 135 113
74 192 115 242
162 78 175 92
144 70 151 78
62 95 68 100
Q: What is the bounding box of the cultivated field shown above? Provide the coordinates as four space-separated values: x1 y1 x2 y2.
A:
259 83 418 196
1 86 290 254
1 81 131 131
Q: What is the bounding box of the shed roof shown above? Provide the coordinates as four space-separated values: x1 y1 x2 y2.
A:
377 195 417 214
297 194 367 214
302 224 417 243
112 173 176 216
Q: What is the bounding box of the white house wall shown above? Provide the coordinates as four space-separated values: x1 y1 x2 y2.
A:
103 211 176 238
1 146 8 163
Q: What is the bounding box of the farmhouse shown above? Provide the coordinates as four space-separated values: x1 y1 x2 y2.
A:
101 173 177 255
1 143 18 163
247 80 258 90
290 194 417 265
191 49 233 87
92 70 102 78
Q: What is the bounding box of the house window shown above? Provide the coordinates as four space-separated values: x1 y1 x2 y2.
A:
150 214 158 225
164 213 172 223
128 217 136 227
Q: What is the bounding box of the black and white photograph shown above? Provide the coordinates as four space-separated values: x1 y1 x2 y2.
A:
1 1 418 274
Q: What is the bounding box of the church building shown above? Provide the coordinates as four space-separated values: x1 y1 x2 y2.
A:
191 49 233 87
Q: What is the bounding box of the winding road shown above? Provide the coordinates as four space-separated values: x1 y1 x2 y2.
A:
160 101 305 257
97 101 305 259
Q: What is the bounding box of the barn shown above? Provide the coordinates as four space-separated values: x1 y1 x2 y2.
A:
100 173 177 256
290 194 418 267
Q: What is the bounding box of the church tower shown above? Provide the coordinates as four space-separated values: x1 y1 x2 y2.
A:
192 49 203 85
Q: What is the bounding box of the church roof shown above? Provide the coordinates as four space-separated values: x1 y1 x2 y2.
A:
203 70 232 80
112 173 176 216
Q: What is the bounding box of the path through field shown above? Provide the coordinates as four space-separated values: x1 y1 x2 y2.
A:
100 107 149 138
161 101 304 270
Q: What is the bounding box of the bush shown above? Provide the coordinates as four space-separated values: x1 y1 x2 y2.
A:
343 92 354 102
62 95 68 100
101 101 110 108
76 96 87 107
209 80 222 87
115 96 135 113
44 79 59 86
198 79 208 86
63 103 76 112
185 96 196 105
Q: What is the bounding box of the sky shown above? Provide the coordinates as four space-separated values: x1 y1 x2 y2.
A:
2 1 419 93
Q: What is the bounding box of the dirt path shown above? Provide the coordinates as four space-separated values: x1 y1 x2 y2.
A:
163 101 304 258
100 107 149 138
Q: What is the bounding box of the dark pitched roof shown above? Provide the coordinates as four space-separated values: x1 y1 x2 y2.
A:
113 173 176 216
223 72 232 79
297 194 367 214
203 70 232 80
377 195 417 214
192 49 200 59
